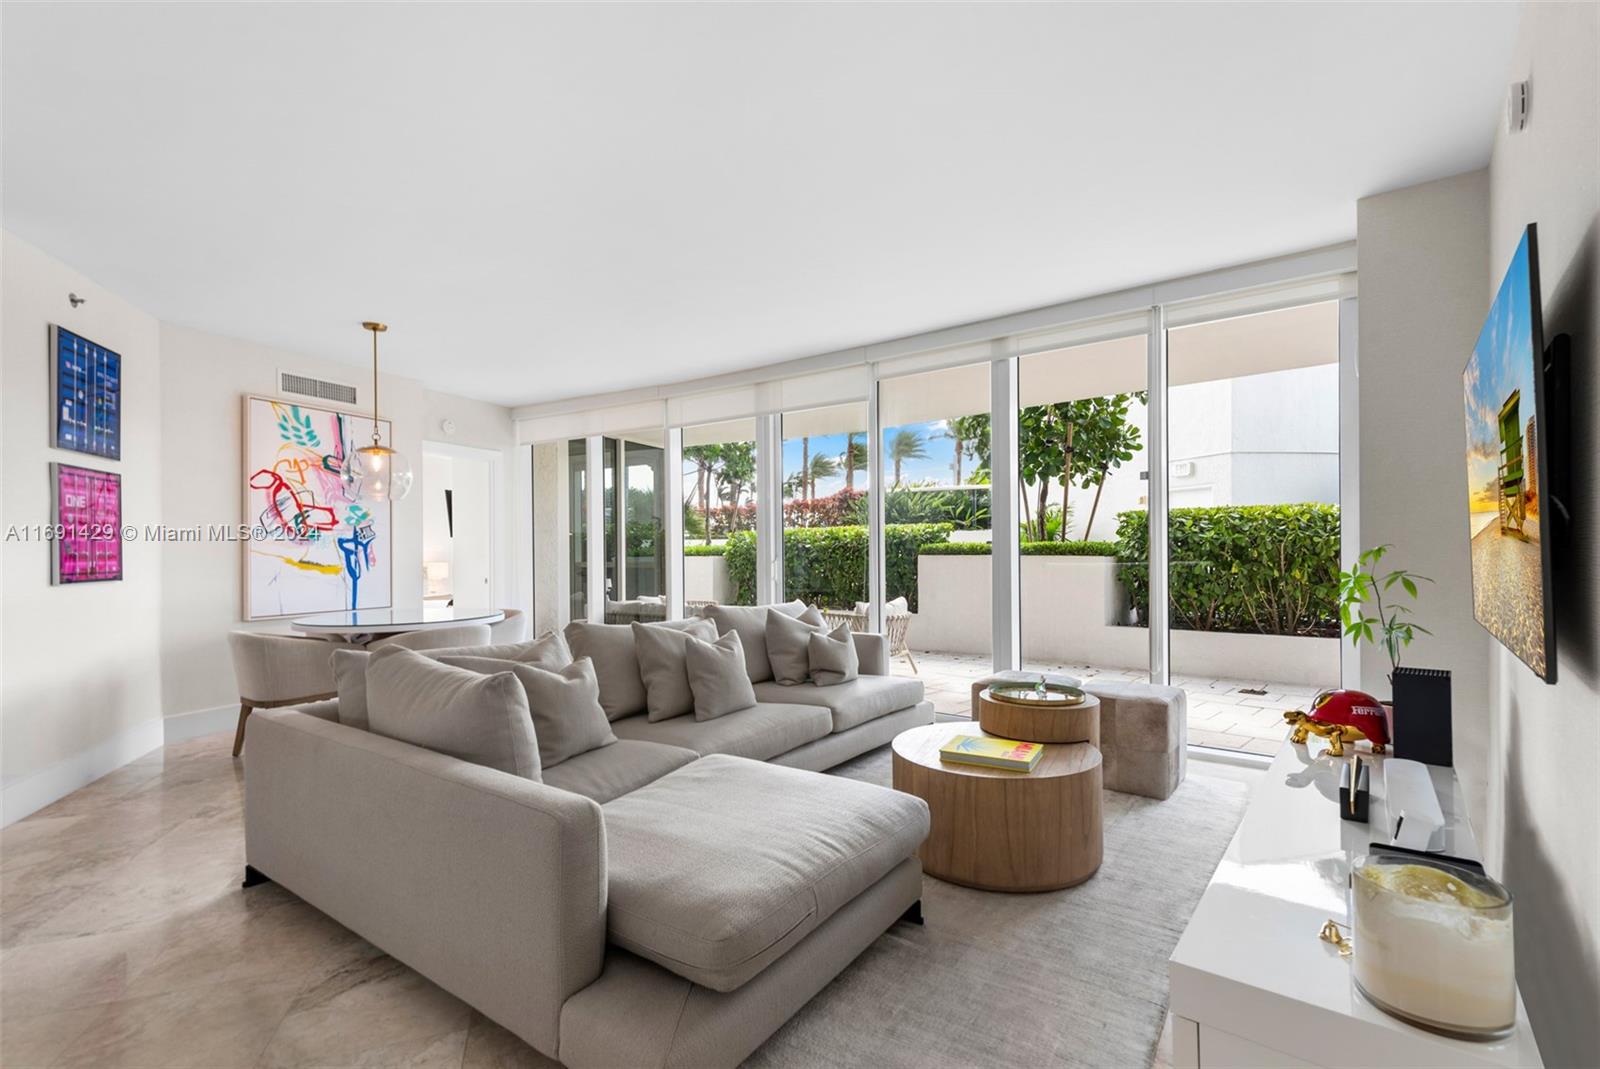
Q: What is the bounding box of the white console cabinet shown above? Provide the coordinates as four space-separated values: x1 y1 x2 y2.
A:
1168 741 1543 1069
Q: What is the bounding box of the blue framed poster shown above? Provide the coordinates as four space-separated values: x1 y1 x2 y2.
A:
51 325 121 460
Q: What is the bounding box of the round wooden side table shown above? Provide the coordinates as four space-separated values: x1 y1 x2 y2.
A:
891 721 1102 892
976 686 1100 748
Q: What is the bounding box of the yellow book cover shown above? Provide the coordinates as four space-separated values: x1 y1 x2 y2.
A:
938 734 1044 772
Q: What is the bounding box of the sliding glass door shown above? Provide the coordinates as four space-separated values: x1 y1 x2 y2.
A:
681 419 758 608
1016 331 1150 686
1164 301 1343 755
781 403 869 613
602 430 667 623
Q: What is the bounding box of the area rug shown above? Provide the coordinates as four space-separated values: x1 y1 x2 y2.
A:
744 748 1251 1069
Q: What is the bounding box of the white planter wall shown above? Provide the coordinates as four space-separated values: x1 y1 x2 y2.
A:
914 553 1339 685
684 555 733 604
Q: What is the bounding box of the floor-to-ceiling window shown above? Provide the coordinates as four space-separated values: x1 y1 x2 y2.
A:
681 419 758 607
565 438 588 622
781 403 870 615
878 362 992 699
1017 331 1151 687
1164 301 1342 754
602 430 667 622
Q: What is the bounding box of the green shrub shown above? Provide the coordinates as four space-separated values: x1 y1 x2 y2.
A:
918 540 1118 557
682 544 725 557
722 524 953 610
1115 505 1340 636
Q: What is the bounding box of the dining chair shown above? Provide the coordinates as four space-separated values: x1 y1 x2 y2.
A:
487 609 529 644
366 624 493 652
227 631 338 757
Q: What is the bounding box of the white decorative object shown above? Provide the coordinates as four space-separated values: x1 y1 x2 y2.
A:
1383 758 1446 851
1351 855 1516 1038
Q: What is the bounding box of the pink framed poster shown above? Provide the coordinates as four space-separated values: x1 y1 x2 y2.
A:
51 463 122 584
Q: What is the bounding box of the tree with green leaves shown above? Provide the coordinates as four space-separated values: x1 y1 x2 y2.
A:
887 428 928 489
1017 393 1145 540
842 433 868 491
948 413 991 484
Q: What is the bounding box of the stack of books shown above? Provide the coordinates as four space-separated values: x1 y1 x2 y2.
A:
939 734 1044 772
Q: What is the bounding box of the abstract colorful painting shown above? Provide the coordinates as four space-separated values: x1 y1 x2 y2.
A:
52 326 122 460
244 396 393 619
52 463 122 584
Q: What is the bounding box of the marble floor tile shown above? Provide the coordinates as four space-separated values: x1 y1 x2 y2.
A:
53 976 301 1069
459 1013 561 1069
0 1005 104 1068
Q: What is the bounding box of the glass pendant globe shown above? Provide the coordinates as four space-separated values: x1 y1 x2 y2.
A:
341 444 414 502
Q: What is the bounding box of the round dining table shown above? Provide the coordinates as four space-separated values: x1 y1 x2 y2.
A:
288 605 504 640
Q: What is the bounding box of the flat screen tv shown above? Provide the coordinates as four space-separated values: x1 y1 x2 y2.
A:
1463 224 1556 682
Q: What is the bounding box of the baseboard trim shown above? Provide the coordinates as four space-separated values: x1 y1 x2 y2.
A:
1 717 165 827
164 703 238 745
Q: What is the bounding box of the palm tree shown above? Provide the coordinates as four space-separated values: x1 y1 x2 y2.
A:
807 452 839 498
800 437 810 499
888 428 928 489
842 433 867 491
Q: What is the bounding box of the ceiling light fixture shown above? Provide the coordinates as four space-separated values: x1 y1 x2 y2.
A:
341 321 414 502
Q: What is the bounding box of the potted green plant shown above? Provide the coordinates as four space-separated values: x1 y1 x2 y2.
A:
1338 544 1432 686
1339 546 1454 763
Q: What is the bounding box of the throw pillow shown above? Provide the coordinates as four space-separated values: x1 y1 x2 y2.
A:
565 618 726 720
332 648 372 730
808 624 860 686
765 606 827 685
854 596 909 617
703 600 808 682
365 647 540 780
428 629 572 669
632 619 719 721
436 654 614 768
685 630 758 720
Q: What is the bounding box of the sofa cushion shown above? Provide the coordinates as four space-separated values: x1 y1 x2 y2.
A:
600 754 930 991
764 606 826 685
565 618 711 721
703 601 807 683
427 629 573 669
610 702 831 761
436 655 616 769
751 675 925 733
539 739 698 803
807 624 859 687
332 648 371 730
685 631 758 720
631 619 719 722
365 647 540 780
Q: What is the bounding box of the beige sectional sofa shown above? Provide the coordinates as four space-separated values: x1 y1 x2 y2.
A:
244 606 935 1068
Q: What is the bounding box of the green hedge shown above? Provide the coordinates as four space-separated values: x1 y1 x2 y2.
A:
1116 505 1340 636
723 524 953 610
682 543 725 557
918 540 1119 557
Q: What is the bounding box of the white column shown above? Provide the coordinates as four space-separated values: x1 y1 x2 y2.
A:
665 426 685 619
990 349 1020 673
1338 290 1361 690
754 413 783 605
1146 309 1170 684
867 377 885 634
585 434 606 623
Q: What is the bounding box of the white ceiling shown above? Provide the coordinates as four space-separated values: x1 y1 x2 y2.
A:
2 2 1518 407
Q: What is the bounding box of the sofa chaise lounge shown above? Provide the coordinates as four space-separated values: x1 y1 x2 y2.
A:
245 604 935 1068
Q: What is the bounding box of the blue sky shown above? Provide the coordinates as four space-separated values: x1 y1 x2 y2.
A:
1464 230 1536 513
779 419 966 496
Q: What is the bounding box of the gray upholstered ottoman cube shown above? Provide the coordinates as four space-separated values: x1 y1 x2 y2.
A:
969 671 1186 800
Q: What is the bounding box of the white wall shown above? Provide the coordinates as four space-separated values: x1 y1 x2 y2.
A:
1 233 165 821
1 234 523 822
1356 168 1491 787
1484 4 1599 1063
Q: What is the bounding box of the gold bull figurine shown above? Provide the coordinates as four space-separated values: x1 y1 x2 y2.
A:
1283 711 1385 757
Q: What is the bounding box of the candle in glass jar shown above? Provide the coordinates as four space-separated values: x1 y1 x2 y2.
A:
1351 855 1515 1039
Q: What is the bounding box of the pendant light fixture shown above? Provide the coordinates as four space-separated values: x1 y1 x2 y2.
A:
341 321 414 502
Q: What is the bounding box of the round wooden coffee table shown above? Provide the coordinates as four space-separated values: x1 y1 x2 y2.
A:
976 686 1100 747
891 721 1102 892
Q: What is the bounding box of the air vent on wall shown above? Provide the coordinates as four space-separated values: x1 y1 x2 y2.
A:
279 370 358 406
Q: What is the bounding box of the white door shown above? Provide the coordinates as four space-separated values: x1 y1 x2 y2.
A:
450 455 494 609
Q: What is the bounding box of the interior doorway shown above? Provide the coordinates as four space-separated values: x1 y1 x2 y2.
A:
422 442 503 611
